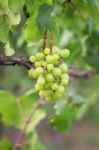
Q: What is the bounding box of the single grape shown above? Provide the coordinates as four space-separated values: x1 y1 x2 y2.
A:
35 67 44 75
44 48 50 55
59 63 68 73
61 77 69 85
57 85 65 94
61 74 69 79
28 69 34 78
47 64 54 72
52 68 62 77
42 61 47 67
36 52 44 60
60 49 70 58
35 84 44 91
39 90 45 97
34 61 42 67
32 70 39 78
37 76 45 85
29 56 36 63
46 55 54 63
53 54 60 61
46 74 54 82
51 83 58 90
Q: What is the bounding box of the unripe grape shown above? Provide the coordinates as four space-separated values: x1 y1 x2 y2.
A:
37 76 45 85
34 61 42 67
46 74 54 82
46 55 54 63
42 61 47 67
53 54 59 61
39 90 45 97
60 49 70 58
52 68 62 77
61 74 69 79
51 83 58 90
61 77 69 85
47 64 54 72
32 70 39 78
36 52 44 60
29 56 36 63
59 63 68 73
35 67 44 75
53 46 60 55
35 84 43 91
57 85 65 94
28 69 34 78
44 48 50 55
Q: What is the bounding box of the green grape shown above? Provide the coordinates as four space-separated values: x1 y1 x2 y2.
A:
53 54 59 61
47 64 54 72
42 61 47 67
34 61 42 67
53 46 60 54
51 83 58 90
57 85 65 94
29 56 36 63
44 48 50 55
36 52 44 60
46 55 54 63
39 90 46 97
52 68 62 77
61 77 69 85
35 67 44 75
28 69 34 78
32 70 39 78
59 63 68 73
61 74 69 79
35 84 43 91
37 76 45 85
46 74 54 82
60 49 70 58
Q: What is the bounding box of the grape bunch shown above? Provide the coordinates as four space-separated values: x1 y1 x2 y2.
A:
28 47 70 101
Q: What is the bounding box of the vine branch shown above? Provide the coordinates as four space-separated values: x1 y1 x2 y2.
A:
0 55 99 79
13 99 45 150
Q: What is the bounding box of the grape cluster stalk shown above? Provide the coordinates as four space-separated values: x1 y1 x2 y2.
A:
28 46 70 101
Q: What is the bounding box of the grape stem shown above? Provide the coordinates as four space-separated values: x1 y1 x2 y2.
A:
50 32 53 54
42 29 47 50
0 54 99 79
13 99 45 150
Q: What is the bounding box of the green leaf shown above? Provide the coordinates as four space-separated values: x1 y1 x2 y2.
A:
23 132 46 150
49 101 73 133
8 11 21 25
0 91 20 125
0 138 12 150
36 4 56 32
23 15 40 42
0 14 9 42
8 0 25 13
19 90 38 112
5 41 15 56
19 90 46 132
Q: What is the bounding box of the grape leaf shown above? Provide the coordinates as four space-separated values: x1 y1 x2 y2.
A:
0 14 9 42
19 89 38 112
8 0 25 13
49 101 73 132
0 138 12 150
5 41 15 56
36 4 57 32
0 91 20 125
